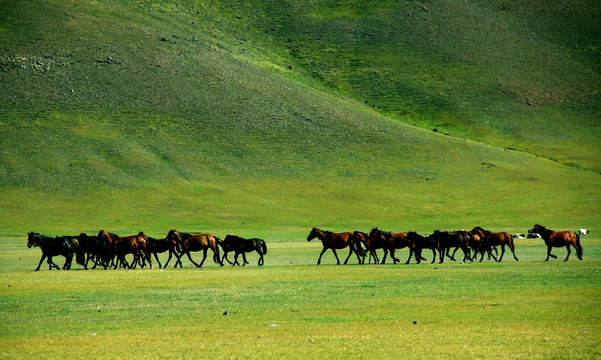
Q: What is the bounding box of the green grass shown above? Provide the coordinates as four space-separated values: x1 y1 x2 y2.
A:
1 237 600 359
0 2 600 356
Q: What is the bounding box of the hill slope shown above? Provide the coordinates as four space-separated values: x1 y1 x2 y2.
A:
0 0 599 237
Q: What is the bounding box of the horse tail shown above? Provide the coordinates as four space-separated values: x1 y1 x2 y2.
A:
260 240 267 255
575 233 583 259
212 237 221 264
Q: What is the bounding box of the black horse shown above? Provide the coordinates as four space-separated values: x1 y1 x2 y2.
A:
221 235 267 266
405 232 437 264
27 232 79 271
427 230 472 263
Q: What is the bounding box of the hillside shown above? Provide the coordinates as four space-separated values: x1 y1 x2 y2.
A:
0 0 599 237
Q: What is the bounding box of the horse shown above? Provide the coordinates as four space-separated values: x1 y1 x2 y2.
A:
351 231 375 263
405 232 436 264
367 228 411 264
147 236 180 268
307 227 364 265
98 230 152 269
464 231 498 262
529 224 582 261
427 230 472 263
221 235 267 266
166 230 222 268
470 226 518 262
27 232 78 271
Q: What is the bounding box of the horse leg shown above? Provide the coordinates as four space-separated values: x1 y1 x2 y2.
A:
406 248 414 264
545 246 552 261
258 252 264 266
450 247 459 261
331 249 341 265
34 254 47 271
498 245 506 262
344 247 353 265
381 249 389 264
153 252 163 269
164 250 174 268
197 250 208 268
48 256 61 270
174 252 184 268
224 251 234 265
430 249 436 264
316 247 329 265
186 251 200 267
564 245 571 262
243 252 249 266
510 243 519 261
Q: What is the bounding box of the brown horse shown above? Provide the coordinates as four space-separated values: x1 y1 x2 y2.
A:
368 228 410 264
307 227 364 265
470 226 518 262
351 231 377 263
529 224 582 261
98 230 153 269
465 231 498 262
166 230 222 268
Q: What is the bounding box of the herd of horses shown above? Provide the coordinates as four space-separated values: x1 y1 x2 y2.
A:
307 225 583 265
26 230 267 271
25 224 583 271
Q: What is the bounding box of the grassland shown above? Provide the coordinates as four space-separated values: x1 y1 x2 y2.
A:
1 236 600 359
1 0 600 358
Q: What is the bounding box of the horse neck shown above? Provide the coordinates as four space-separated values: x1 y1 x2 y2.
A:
538 227 553 240
313 229 328 240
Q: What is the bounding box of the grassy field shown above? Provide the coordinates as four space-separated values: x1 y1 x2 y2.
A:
1 236 600 359
1 1 600 358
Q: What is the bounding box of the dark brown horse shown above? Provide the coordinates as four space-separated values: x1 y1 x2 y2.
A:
27 232 78 271
427 230 472 263
351 231 375 263
147 236 180 268
166 230 222 268
529 224 582 261
368 228 410 264
307 227 364 265
465 231 498 262
470 226 518 262
98 230 153 269
220 235 268 266
405 232 437 264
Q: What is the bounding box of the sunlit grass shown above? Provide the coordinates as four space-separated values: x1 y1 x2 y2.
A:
1 238 600 359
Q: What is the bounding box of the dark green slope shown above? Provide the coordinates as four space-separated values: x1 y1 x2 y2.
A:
167 0 601 171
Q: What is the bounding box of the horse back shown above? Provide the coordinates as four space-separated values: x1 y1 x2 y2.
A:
186 234 215 251
330 232 353 249
385 232 409 249
550 231 578 246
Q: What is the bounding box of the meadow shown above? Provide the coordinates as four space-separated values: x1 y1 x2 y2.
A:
1 1 600 358
1 235 600 359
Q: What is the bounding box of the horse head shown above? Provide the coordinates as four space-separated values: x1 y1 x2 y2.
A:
529 224 545 235
307 227 319 241
27 232 39 248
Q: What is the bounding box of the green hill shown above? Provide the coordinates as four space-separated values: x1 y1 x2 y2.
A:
0 0 599 237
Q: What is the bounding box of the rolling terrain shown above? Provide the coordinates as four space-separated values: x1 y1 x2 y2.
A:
0 0 599 237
